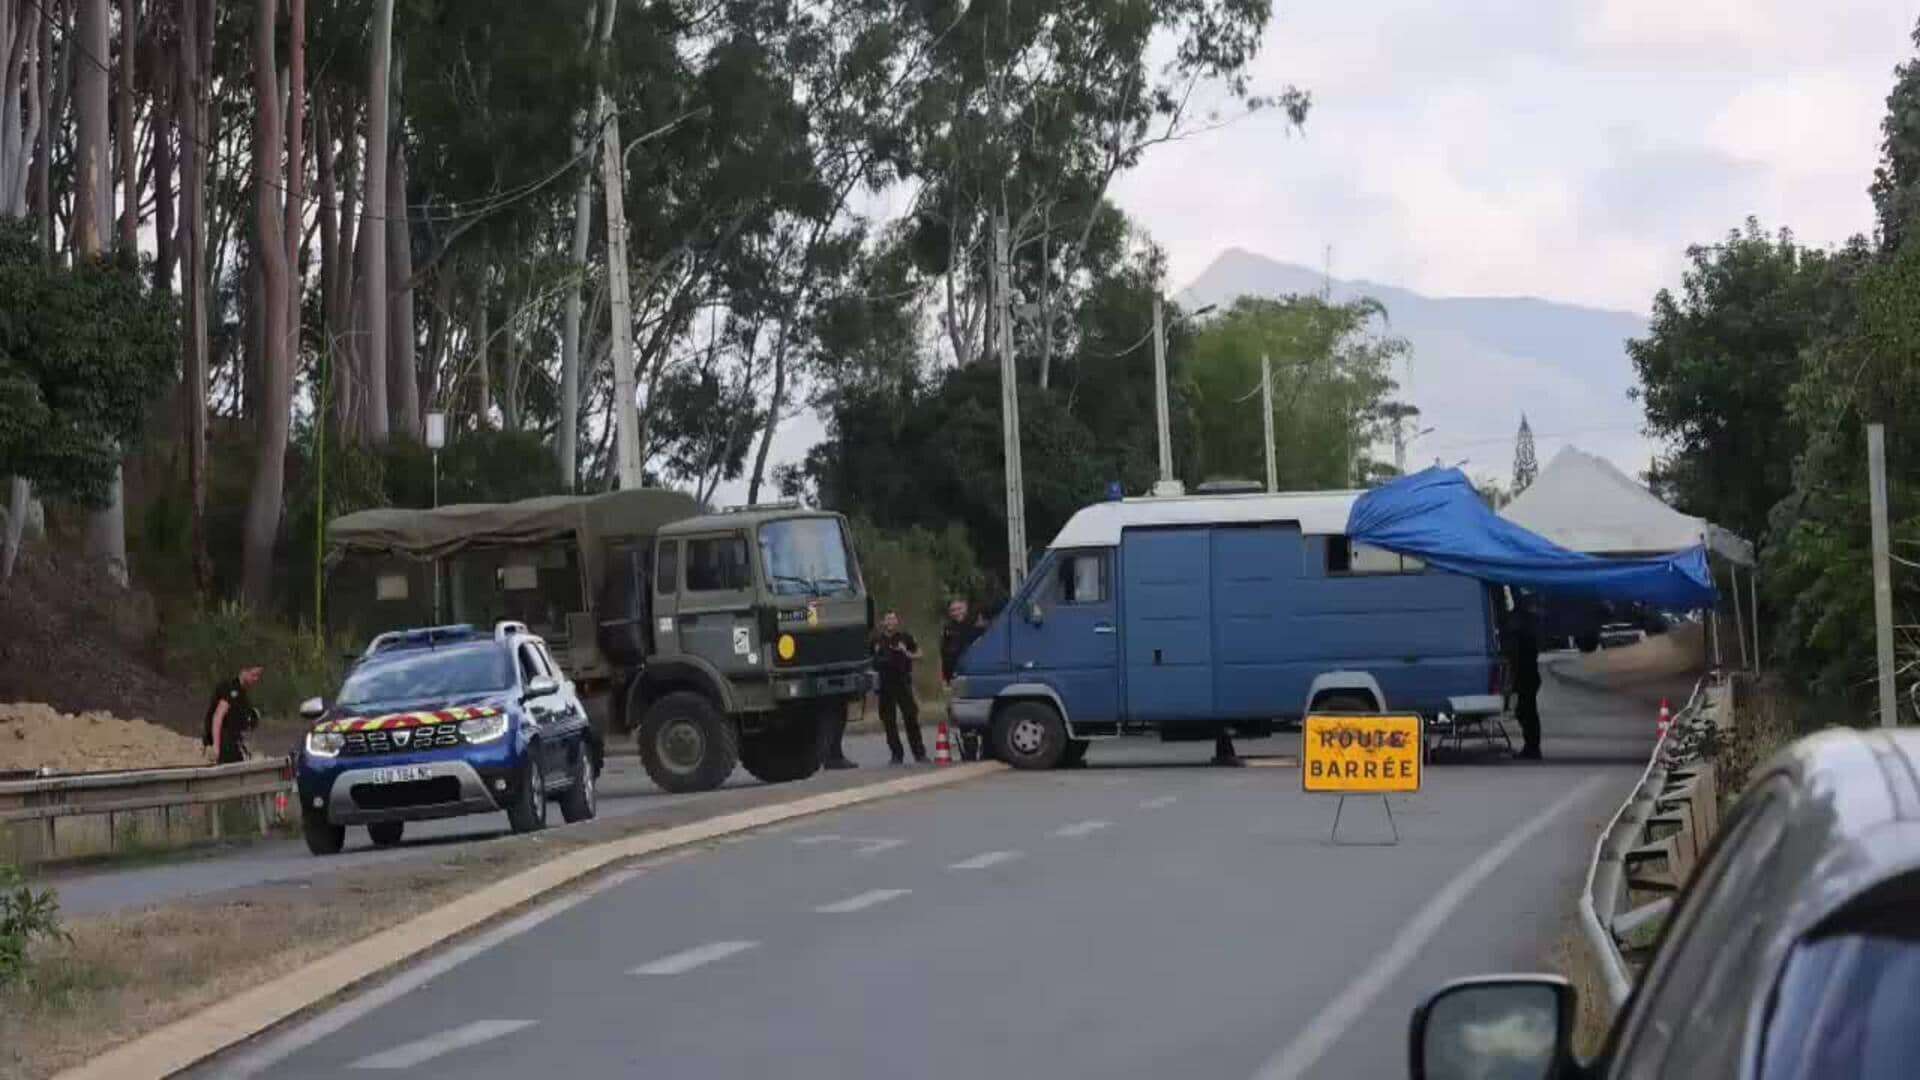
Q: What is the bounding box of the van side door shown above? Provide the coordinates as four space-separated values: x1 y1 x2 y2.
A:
1010 549 1120 728
1120 527 1215 723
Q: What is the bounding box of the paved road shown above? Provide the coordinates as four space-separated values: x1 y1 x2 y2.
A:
191 662 1686 1080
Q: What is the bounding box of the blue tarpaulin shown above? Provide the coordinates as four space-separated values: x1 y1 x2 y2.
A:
1346 467 1717 609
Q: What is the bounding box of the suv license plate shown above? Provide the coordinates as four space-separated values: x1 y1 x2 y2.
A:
371 766 432 784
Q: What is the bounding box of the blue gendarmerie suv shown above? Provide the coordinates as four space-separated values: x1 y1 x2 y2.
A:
295 622 601 856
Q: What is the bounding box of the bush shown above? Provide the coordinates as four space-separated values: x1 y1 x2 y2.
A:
162 603 346 722
0 864 65 988
847 519 987 702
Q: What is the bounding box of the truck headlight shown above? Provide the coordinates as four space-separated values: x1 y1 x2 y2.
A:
459 712 510 743
305 730 345 758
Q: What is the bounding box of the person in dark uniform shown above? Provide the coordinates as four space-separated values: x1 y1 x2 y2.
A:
872 610 926 764
940 598 986 761
1507 597 1543 759
203 666 264 764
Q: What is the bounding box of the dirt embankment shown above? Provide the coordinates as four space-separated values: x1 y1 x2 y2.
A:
1569 623 1707 683
0 703 208 774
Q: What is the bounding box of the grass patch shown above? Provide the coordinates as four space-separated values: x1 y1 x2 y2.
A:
1549 927 1616 1062
161 602 348 726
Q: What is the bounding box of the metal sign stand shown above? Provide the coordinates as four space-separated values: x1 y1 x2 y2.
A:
1328 793 1400 847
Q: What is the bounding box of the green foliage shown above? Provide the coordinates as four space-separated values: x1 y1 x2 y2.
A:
161 603 347 723
0 864 67 989
1873 18 1920 250
1626 219 1868 549
1182 295 1404 488
846 517 985 700
0 217 179 508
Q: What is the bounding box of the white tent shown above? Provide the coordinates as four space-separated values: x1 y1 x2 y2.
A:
1501 447 1754 565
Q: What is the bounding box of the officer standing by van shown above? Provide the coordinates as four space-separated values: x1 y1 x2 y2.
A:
872 610 927 764
1508 597 1544 760
940 598 985 761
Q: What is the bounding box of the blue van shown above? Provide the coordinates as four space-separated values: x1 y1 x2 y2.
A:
949 491 1507 769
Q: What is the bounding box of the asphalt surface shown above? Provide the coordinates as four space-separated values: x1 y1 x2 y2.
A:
187 660 1688 1080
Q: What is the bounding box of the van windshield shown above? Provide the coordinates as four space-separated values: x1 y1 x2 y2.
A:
758 518 856 597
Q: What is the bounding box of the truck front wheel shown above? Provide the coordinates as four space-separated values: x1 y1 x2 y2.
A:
993 701 1067 770
638 691 739 793
739 709 823 784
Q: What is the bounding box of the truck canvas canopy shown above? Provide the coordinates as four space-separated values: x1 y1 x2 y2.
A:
1346 467 1716 609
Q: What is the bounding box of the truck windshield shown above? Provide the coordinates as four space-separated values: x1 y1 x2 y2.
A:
336 644 515 709
758 518 856 597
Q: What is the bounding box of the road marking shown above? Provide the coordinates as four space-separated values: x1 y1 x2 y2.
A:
1051 819 1111 838
1250 774 1613 1080
793 834 905 856
209 868 643 1078
815 888 911 913
949 850 1023 870
1139 795 1178 809
630 940 760 975
350 1020 535 1070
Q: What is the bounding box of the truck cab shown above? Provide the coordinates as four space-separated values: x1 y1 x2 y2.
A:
606 506 874 792
950 491 1504 769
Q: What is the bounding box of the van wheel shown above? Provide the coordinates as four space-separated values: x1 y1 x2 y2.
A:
367 821 404 847
993 701 1067 770
740 712 822 784
1313 691 1379 714
560 747 598 823
638 691 739 793
506 756 549 833
303 809 345 856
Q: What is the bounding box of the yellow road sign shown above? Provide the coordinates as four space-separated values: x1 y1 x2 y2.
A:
1303 714 1422 793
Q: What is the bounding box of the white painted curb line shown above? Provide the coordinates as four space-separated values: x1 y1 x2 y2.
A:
55 762 1005 1080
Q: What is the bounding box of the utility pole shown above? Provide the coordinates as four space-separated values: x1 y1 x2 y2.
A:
1869 423 1896 727
1261 353 1277 493
1152 297 1182 496
995 213 1027 584
600 98 644 489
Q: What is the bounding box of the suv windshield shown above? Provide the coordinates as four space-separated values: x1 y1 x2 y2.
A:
336 644 515 709
758 517 855 597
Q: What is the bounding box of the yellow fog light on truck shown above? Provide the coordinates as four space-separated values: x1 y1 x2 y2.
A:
777 634 796 660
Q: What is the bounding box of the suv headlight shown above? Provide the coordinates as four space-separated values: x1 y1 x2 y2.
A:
459 712 510 743
305 730 345 758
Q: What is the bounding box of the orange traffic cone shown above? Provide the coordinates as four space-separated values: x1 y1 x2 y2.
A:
1656 698 1671 738
934 720 953 766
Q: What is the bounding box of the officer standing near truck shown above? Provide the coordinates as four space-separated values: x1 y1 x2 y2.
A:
940 598 985 761
872 610 927 764
203 665 264 764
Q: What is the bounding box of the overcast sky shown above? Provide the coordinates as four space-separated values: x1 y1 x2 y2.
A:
715 1 1918 506
1114 0 1916 313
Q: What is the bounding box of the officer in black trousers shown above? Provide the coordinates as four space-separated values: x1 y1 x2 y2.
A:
872 610 927 764
940 598 986 761
1508 597 1544 760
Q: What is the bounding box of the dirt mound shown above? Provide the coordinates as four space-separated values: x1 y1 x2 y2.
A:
1572 623 1707 682
0 545 202 736
0 702 208 773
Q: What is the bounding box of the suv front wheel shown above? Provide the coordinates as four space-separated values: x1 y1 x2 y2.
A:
506 755 549 833
303 807 345 856
638 691 739 793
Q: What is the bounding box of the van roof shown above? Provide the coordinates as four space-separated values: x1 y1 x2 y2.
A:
1048 490 1362 549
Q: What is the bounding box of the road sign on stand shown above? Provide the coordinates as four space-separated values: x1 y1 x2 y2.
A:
1303 713 1423 845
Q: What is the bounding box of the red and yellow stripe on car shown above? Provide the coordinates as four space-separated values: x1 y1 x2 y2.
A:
312 705 501 734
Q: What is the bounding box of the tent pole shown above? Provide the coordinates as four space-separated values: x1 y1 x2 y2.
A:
1750 567 1760 672
1729 563 1749 670
1710 600 1723 671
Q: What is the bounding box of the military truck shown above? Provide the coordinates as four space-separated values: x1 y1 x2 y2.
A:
326 491 874 793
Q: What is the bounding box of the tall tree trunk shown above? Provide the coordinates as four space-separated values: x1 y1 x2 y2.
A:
557 0 614 491
178 0 210 592
357 0 392 442
77 0 126 584
240 0 291 610
473 265 490 427
1 0 45 581
151 60 173 294
114 0 134 253
282 0 303 413
385 108 419 438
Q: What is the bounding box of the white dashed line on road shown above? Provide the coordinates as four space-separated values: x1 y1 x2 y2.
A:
1051 820 1112 838
949 850 1023 870
349 1020 535 1070
815 888 912 913
630 940 761 976
793 834 905 856
1139 795 1178 809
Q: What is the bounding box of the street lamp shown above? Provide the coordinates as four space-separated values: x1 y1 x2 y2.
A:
425 410 447 623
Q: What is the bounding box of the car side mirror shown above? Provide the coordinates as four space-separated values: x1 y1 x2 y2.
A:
1409 975 1575 1080
299 697 326 720
524 675 559 699
1025 602 1044 626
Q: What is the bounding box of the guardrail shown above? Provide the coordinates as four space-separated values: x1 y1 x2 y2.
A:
1576 673 1723 1006
0 757 294 864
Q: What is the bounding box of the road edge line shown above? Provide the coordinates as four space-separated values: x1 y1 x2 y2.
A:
53 761 1005 1080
